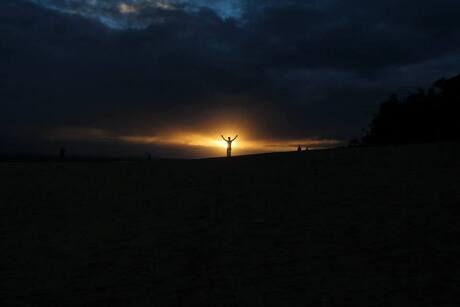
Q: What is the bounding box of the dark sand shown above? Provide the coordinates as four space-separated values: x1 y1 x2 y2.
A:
2 143 460 306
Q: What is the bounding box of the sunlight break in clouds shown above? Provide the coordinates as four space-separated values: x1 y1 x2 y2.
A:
50 127 341 158
118 3 137 14
120 132 341 155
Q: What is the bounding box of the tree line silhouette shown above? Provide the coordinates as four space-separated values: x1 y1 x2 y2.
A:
358 74 460 146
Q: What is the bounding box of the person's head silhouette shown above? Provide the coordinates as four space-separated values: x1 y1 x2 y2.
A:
228 137 231 141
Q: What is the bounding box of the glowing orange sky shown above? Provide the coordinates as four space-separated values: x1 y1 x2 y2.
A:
119 131 341 157
49 112 342 158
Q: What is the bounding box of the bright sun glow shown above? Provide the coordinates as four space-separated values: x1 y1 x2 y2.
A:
118 130 340 156
53 125 342 158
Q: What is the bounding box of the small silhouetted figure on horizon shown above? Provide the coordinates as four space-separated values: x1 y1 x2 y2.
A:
59 146 66 160
297 145 302 152
221 135 238 158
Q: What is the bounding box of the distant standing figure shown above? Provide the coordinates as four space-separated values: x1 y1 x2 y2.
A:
59 146 66 160
297 145 302 152
221 135 238 158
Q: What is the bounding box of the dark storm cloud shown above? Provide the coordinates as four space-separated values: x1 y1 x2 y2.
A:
1 0 459 156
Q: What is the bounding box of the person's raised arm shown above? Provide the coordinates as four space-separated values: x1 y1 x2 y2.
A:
231 135 239 142
221 135 227 141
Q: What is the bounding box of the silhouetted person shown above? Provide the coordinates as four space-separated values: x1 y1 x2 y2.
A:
221 135 238 157
59 146 66 160
297 145 302 152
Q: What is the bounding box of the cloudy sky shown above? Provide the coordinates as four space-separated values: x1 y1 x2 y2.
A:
1 0 459 157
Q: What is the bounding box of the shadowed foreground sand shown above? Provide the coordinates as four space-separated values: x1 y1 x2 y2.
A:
2 143 460 306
